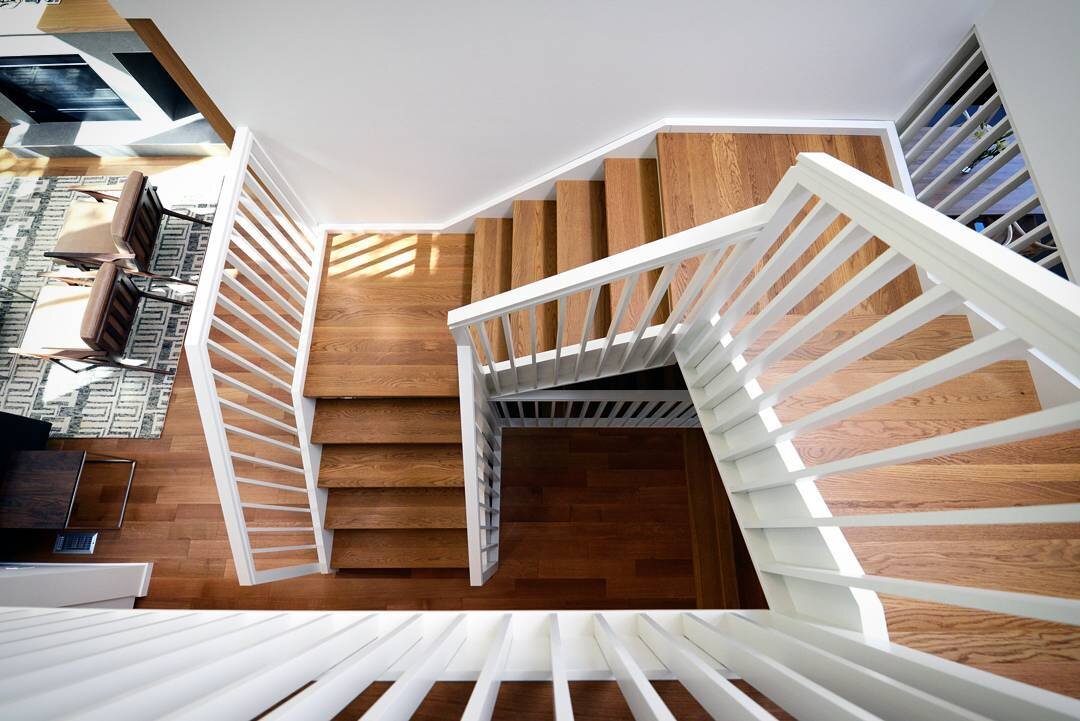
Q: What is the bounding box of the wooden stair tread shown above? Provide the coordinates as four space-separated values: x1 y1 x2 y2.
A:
331 529 469 568
326 488 466 529
311 398 460 444
603 158 669 332
511 200 558 356
304 232 472 397
656 132 921 315
556 180 610 345
303 366 458 398
320 444 463 487
471 218 514 362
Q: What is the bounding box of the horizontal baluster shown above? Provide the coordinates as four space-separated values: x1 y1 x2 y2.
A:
919 117 1014 202
211 317 294 375
981 193 1041 241
219 397 298 434
745 502 1080 529
225 424 304 454
241 502 310 513
904 69 994 165
219 273 301 339
758 563 1080 627
216 293 297 356
953 166 1029 226
212 370 294 415
733 400 1080 493
233 211 310 287
234 474 306 492
236 195 311 278
593 614 676 721
899 47 985 145
723 613 985 721
637 615 774 721
684 614 874 721
930 138 1020 213
717 329 1023 460
225 250 305 322
243 160 317 256
248 526 314 533
909 94 1002 183
1006 220 1052 252
228 229 308 306
712 204 841 342
708 285 960 433
694 250 913 404
230 452 305 475
681 223 870 368
250 544 318 555
207 340 292 391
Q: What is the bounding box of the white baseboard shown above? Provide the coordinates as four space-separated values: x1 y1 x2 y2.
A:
319 116 911 236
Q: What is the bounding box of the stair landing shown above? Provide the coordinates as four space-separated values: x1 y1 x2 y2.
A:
305 233 472 397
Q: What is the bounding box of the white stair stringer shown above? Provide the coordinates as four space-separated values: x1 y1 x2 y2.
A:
676 349 889 639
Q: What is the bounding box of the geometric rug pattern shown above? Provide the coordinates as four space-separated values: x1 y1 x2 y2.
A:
0 173 217 438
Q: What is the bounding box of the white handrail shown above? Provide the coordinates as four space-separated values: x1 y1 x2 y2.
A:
185 127 330 585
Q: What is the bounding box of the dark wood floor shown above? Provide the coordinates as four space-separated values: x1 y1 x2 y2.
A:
1 423 712 611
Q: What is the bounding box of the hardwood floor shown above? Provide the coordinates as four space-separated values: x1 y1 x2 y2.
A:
1 426 709 611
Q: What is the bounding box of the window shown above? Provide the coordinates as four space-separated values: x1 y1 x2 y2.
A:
0 54 138 122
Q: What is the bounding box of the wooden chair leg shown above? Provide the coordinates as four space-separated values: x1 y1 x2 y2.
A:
162 208 213 226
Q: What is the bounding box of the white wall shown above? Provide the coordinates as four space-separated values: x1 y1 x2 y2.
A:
110 0 984 224
976 0 1080 279
0 563 152 608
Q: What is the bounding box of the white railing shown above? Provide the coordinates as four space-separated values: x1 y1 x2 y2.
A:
451 150 1080 645
492 390 699 428
447 204 767 398
1 605 1076 720
449 202 765 587
185 127 330 585
676 151 1080 635
897 29 1072 279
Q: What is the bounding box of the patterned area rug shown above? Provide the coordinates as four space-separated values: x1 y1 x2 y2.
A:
0 173 218 438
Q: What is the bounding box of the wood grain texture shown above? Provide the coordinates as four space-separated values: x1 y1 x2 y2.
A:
319 444 463 488
311 398 461 444
127 19 235 146
556 180 610 343
37 0 129 33
330 529 468 569
749 311 1080 696
656 132 922 314
0 451 83 529
603 158 670 332
326 488 466 529
305 233 472 397
511 200 558 356
682 430 741 608
471 218 514 361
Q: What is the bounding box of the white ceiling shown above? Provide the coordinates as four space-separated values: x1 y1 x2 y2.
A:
111 0 987 224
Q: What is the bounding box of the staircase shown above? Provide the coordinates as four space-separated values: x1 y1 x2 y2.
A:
305 233 472 572
304 138 775 576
